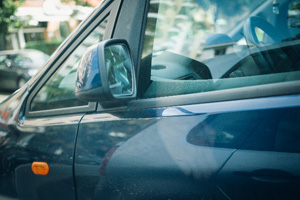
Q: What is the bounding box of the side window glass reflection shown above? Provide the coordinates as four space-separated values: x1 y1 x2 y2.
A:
187 108 300 153
141 0 300 98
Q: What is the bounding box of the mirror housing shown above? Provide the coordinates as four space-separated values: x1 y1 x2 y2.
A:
75 39 136 106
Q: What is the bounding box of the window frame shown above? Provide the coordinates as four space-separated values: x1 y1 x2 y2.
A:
25 0 122 118
129 81 300 110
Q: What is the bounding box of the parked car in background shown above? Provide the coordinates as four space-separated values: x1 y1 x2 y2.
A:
0 49 49 90
0 0 300 199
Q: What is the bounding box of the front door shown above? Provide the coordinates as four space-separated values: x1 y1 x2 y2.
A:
75 0 300 199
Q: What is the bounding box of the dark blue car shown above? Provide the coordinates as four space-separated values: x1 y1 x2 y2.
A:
0 0 300 199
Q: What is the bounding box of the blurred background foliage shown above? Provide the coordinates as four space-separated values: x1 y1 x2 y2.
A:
61 0 91 6
0 0 25 35
0 0 101 54
25 39 64 55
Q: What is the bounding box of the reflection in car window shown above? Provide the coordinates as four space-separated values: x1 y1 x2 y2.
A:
141 0 300 98
186 108 300 153
186 111 265 148
30 19 108 111
241 107 300 153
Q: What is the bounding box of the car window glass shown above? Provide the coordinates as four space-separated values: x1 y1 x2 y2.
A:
141 0 300 98
30 19 108 112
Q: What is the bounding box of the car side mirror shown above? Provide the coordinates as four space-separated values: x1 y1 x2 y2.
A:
75 39 136 106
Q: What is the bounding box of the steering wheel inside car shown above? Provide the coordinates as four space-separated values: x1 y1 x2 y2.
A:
243 16 284 46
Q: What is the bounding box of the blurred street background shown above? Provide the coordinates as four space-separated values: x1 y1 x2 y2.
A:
0 0 102 102
0 92 9 102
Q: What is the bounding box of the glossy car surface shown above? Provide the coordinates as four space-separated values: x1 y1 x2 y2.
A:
0 0 300 199
0 49 49 90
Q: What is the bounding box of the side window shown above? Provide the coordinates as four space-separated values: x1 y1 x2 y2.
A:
30 19 108 112
141 0 300 98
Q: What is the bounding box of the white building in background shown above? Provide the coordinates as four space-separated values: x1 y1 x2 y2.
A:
1 0 100 51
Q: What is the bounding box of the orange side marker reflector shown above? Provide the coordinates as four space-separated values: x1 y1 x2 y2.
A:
31 162 49 175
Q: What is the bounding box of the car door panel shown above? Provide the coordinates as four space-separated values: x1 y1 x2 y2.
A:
216 106 300 200
75 110 233 200
216 151 300 200
75 94 300 200
0 84 83 200
1 114 82 200
74 114 157 199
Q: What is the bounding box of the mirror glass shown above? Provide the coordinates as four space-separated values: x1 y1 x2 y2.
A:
104 44 134 96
